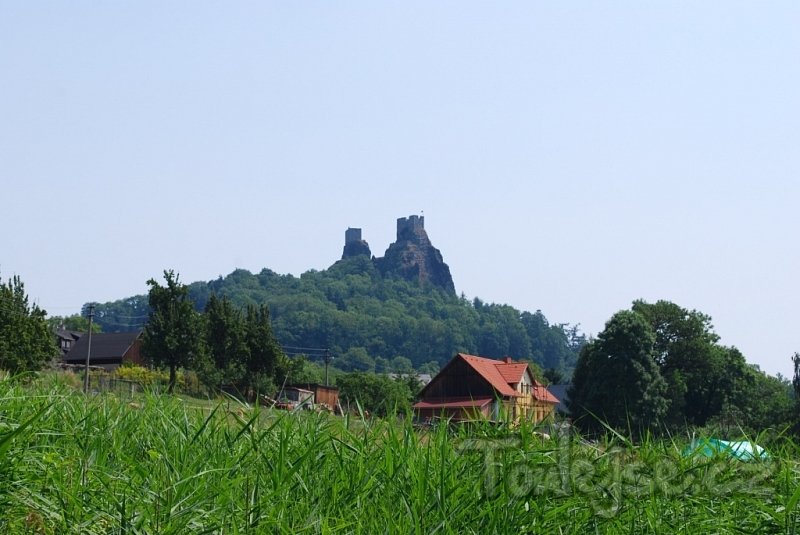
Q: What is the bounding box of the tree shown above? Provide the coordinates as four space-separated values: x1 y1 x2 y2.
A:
243 303 286 395
390 356 413 375
46 314 102 333
281 355 322 386
142 270 204 393
568 310 667 435
542 368 564 385
721 364 794 432
336 372 415 416
418 360 440 376
201 294 248 389
338 347 375 372
520 310 574 372
632 300 747 427
0 274 56 373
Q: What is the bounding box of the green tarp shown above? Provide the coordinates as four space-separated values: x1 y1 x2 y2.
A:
683 438 769 461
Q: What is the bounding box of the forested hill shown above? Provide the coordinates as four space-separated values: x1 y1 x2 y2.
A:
91 255 585 376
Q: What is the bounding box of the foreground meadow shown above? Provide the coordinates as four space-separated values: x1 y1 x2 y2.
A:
2 377 800 534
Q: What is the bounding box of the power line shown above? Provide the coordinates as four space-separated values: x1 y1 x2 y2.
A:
92 320 146 328
96 313 150 320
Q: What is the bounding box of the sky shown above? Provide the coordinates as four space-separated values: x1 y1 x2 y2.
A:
1 2 798 377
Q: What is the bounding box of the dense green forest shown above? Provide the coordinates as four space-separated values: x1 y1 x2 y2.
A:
91 256 585 377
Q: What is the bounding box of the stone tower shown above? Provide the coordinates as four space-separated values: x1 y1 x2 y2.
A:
341 227 372 259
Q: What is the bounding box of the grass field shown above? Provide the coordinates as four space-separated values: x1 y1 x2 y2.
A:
2 375 800 534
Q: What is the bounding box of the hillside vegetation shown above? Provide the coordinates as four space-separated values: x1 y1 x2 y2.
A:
92 256 584 377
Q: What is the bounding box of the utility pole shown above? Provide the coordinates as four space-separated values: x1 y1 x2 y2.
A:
83 303 95 394
324 349 332 386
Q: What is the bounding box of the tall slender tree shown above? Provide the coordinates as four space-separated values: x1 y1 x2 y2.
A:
202 294 248 389
243 303 286 395
142 270 204 393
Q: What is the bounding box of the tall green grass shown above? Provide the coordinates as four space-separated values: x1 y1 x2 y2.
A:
1 375 800 533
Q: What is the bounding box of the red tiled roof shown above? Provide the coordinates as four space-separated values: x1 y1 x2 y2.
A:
413 397 493 409
497 363 528 385
533 383 560 404
457 354 522 398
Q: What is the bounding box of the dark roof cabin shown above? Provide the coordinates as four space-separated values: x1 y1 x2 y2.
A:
63 331 144 371
55 330 82 357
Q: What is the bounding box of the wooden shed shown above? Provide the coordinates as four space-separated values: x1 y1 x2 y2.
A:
288 383 340 408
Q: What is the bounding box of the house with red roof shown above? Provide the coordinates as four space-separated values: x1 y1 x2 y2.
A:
413 353 559 424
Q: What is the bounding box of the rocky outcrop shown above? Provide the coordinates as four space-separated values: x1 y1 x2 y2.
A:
375 216 456 294
341 228 372 259
342 240 372 259
339 216 456 294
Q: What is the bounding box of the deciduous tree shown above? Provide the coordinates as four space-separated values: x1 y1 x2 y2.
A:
336 372 415 415
46 314 102 333
142 270 204 393
568 310 667 434
632 300 748 427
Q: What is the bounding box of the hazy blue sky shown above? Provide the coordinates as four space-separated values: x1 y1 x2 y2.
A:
2 2 797 377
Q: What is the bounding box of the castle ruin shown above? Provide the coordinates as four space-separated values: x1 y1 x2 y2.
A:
396 215 425 240
345 227 362 244
341 227 371 259
339 214 455 294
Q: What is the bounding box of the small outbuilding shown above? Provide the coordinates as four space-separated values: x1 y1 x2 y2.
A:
276 387 315 409
287 383 340 409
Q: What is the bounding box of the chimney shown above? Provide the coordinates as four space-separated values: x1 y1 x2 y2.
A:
502 356 512 364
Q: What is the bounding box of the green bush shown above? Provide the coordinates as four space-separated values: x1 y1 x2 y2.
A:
114 364 178 387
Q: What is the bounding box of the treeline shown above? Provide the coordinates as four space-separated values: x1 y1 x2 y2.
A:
569 300 795 436
142 270 301 395
93 256 585 378
142 270 427 413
